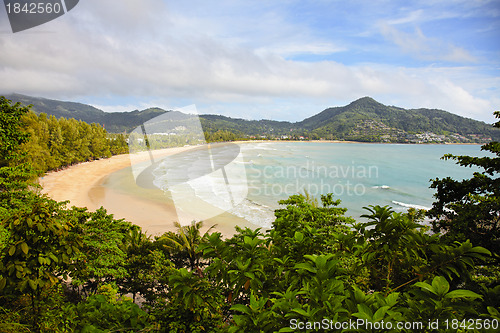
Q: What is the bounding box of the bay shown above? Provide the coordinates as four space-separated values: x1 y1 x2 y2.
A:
144 141 490 229
235 142 489 227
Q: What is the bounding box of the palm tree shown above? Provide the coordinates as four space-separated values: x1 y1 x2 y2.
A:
160 221 216 271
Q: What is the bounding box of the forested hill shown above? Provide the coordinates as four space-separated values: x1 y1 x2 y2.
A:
299 97 500 142
4 93 499 143
5 93 168 133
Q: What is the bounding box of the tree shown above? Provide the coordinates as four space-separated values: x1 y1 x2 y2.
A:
118 227 172 304
69 207 134 296
0 97 38 213
158 220 215 271
270 193 355 261
152 267 224 332
0 196 81 333
0 97 31 167
64 284 152 332
215 197 491 331
428 111 500 255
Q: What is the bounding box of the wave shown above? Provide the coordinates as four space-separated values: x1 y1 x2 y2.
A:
392 200 431 211
230 198 275 228
372 185 390 189
253 143 279 151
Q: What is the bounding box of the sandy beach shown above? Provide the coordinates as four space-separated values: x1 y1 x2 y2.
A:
39 144 255 237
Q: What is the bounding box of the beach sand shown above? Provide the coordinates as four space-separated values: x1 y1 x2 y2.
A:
39 144 258 238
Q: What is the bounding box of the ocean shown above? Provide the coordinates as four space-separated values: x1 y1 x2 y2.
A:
144 141 488 228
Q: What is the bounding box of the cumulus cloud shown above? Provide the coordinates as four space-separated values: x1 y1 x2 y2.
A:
0 0 497 123
379 24 477 63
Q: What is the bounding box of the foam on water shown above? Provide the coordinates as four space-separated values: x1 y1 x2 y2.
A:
392 200 431 211
148 142 485 225
229 198 275 228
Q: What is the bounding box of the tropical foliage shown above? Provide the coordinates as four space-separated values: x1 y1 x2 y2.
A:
429 111 500 255
18 111 128 174
0 98 499 332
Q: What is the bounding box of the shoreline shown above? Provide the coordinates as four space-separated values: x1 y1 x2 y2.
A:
38 139 482 237
40 145 208 236
39 143 260 238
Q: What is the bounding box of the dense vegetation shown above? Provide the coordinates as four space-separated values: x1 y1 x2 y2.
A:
299 97 500 142
0 97 499 332
6 93 499 142
18 111 128 174
4 94 168 134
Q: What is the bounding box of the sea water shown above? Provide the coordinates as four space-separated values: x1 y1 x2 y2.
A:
151 141 489 228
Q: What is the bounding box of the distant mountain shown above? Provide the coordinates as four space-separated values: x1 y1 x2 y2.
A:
3 93 499 143
4 93 168 133
6 93 107 123
298 97 500 142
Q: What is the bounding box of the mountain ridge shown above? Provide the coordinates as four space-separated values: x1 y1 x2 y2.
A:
3 93 499 143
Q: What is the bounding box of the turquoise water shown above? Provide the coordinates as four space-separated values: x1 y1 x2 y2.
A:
149 142 489 228
238 142 488 226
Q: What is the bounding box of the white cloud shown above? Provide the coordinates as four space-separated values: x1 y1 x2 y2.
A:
0 0 497 124
256 42 347 57
386 9 424 25
379 24 477 63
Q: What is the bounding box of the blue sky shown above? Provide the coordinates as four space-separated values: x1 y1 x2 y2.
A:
0 0 499 122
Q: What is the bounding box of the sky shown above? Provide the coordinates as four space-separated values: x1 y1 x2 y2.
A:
0 0 499 123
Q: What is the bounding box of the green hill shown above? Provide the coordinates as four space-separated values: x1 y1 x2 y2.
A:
299 97 499 142
3 94 499 143
4 94 168 133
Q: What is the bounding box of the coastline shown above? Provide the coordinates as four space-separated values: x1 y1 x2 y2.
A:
39 143 259 238
38 139 482 237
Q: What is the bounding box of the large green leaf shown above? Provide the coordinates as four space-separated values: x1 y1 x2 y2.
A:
20 242 28 255
444 290 482 300
230 304 251 315
414 282 437 295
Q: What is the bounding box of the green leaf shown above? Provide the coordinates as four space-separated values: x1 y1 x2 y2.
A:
353 311 372 321
20 242 28 255
230 304 251 315
28 279 37 291
487 306 500 319
294 263 316 273
444 290 482 300
8 245 15 256
0 277 6 290
291 308 310 317
432 276 449 296
19 280 28 292
385 292 399 307
294 231 304 242
353 287 366 303
356 303 373 318
470 246 491 256
373 306 390 321
414 282 437 295
48 253 58 263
